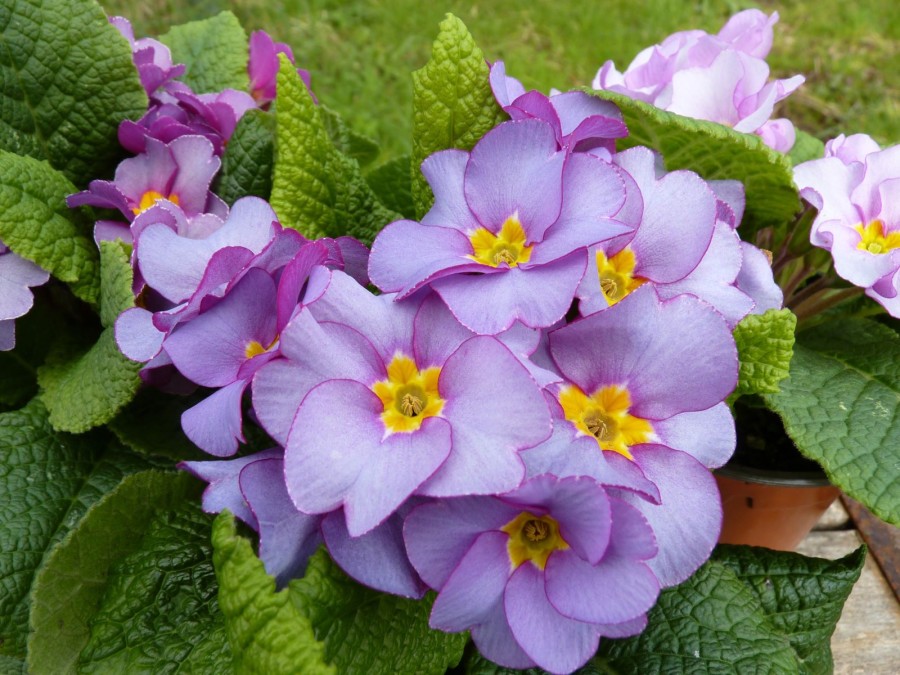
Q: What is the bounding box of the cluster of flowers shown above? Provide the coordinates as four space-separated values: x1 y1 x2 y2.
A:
593 9 804 152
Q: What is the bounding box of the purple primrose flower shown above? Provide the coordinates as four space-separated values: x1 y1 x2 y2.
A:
0 242 50 351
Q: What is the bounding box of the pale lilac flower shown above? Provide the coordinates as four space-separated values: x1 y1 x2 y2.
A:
252 270 551 537
369 119 630 334
0 243 50 351
404 474 659 673
794 135 900 316
593 9 804 152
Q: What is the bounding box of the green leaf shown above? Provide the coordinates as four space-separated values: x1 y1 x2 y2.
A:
598 561 799 673
589 90 801 238
0 152 100 305
321 106 380 168
0 400 150 660
0 0 147 185
411 14 507 218
764 318 900 525
732 309 797 400
77 502 231 674
216 108 276 205
270 57 398 244
99 240 134 329
713 545 865 674
367 155 416 219
289 548 467 674
212 512 334 675
159 11 249 94
270 55 337 239
788 131 825 167
28 470 198 675
109 388 207 461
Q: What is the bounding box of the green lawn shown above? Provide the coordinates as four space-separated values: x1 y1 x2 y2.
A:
102 0 899 162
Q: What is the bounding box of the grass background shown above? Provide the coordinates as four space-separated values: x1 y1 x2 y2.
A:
102 0 899 162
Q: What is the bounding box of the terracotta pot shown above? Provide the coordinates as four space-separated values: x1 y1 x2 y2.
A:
714 462 840 551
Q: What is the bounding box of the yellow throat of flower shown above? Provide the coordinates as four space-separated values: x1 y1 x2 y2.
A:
468 214 534 268
502 511 569 570
558 384 653 459
596 248 645 305
372 354 444 433
132 190 180 215
855 220 900 255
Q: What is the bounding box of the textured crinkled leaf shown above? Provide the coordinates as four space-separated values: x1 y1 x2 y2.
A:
38 328 141 433
411 14 507 218
159 11 249 94
788 131 825 167
0 655 25 674
331 152 400 245
270 56 336 239
0 0 146 185
0 152 99 305
322 106 380 169
598 561 799 673
212 512 333 675
0 400 149 660
764 319 900 525
713 545 865 675
590 90 800 237
732 309 797 399
270 58 398 243
99 240 134 329
216 108 275 206
77 502 231 674
367 155 415 219
109 388 207 462
27 470 196 674
289 548 467 675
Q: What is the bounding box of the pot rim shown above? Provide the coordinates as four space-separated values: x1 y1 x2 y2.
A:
714 460 834 487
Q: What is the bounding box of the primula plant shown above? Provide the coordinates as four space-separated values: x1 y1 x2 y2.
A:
0 2 896 674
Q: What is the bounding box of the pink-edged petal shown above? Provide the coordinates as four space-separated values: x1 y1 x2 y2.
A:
545 548 659 625
420 149 480 233
464 119 565 242
667 51 743 127
470 599 537 670
368 220 482 297
165 268 277 387
322 507 426 598
181 379 248 457
736 242 783 313
550 285 738 419
597 614 648 638
276 241 329 330
115 307 165 362
489 60 526 108
308 269 418 358
412 291 476 367
521 426 661 503
420 336 550 497
624 445 722 587
551 91 627 142
653 402 736 469
179 447 282 528
430 531 511 631
168 135 221 210
433 252 586 334
505 563 600 674
0 252 48 319
240 457 322 586
286 379 451 536
404 497 519 590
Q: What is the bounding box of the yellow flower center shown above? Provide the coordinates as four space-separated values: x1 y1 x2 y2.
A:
371 355 444 433
244 336 278 360
132 190 180 215
596 248 645 305
501 512 569 570
855 220 900 255
558 384 654 460
468 214 534 268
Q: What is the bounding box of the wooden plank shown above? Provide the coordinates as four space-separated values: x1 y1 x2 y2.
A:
841 496 900 602
797 530 900 674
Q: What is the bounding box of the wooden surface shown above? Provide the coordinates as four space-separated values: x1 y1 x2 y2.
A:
796 500 900 674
